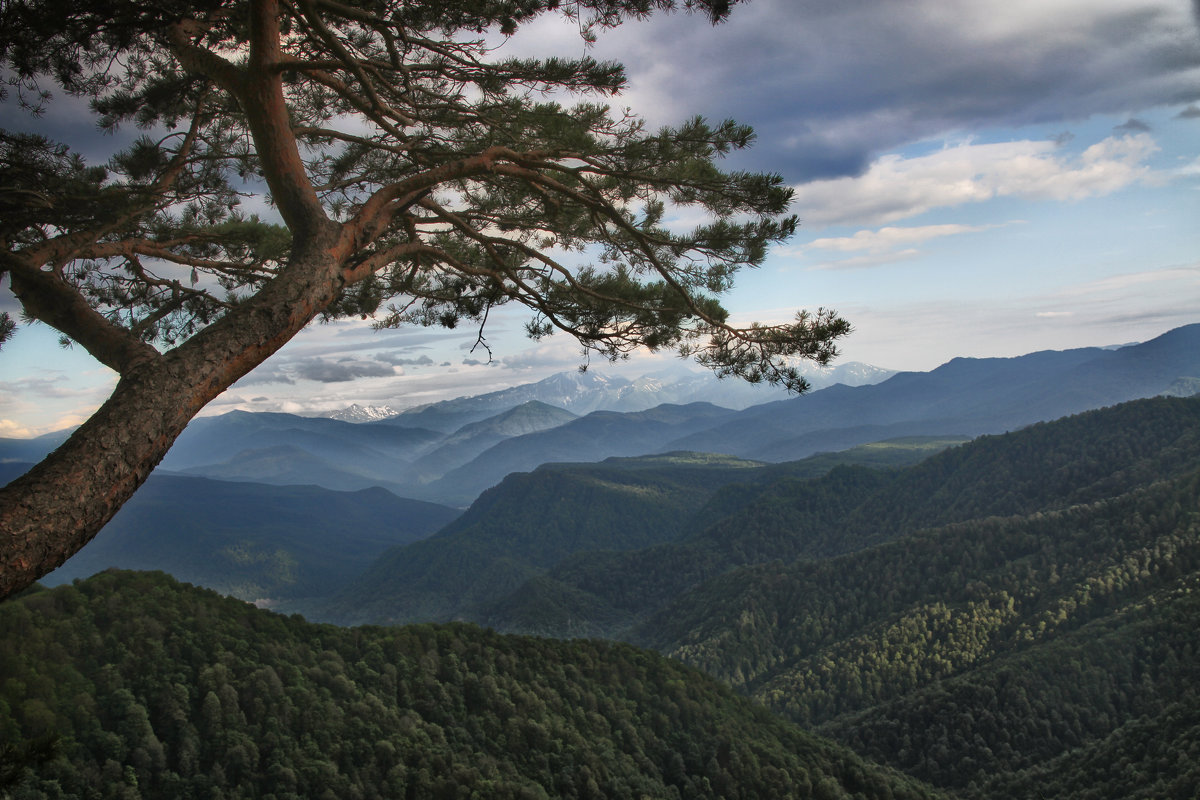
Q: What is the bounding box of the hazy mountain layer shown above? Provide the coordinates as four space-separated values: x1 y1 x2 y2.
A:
420 402 738 505
42 474 459 604
399 400 578 486
381 361 894 430
8 328 1192 510
667 323 1200 462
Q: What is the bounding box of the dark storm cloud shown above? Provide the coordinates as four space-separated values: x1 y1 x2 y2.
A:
1114 117 1153 134
376 352 435 366
293 358 395 383
1177 104 1200 118
594 0 1200 180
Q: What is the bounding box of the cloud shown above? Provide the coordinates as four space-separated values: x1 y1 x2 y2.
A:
792 221 1019 269
576 0 1200 181
293 358 395 383
1114 117 1152 134
806 224 1007 254
789 134 1159 228
3 374 72 398
1055 263 1200 297
376 353 435 367
806 249 923 271
0 419 35 438
1177 105 1200 119
501 340 590 371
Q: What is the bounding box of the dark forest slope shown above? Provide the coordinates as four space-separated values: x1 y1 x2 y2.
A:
318 452 766 625
616 397 1200 797
41 474 459 604
488 395 1200 639
0 571 941 800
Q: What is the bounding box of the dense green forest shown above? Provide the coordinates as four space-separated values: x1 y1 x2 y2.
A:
486 395 1200 638
320 439 965 627
5 395 1200 798
615 396 1200 797
456 395 1200 796
0 571 939 800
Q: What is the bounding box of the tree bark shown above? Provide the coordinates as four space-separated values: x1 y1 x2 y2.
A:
0 221 344 599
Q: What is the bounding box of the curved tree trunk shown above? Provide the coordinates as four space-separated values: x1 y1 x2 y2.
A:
0 223 344 599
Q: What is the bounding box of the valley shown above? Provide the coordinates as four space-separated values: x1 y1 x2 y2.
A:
3 324 1200 798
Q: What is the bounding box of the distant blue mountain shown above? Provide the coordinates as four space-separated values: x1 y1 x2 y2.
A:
4 325 1197 507
668 323 1200 461
421 402 739 505
400 400 578 485
160 409 442 472
38 472 459 605
378 361 893 433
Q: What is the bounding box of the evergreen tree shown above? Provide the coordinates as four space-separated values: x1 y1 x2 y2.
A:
0 0 849 598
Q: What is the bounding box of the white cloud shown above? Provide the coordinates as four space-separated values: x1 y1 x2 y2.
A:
501 339 587 371
790 134 1160 228
782 222 1018 270
0 419 35 438
807 249 923 272
1055 263 1200 297
806 224 1006 254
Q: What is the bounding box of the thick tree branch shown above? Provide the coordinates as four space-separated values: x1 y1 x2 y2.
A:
0 225 347 599
3 256 160 374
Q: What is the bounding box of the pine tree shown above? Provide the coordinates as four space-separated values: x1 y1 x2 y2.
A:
0 0 849 598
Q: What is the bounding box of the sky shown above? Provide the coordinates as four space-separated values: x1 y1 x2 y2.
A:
2 0 1199 436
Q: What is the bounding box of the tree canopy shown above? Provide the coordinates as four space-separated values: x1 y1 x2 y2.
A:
0 0 849 598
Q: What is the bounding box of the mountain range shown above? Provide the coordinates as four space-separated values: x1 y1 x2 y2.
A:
6 391 1199 798
378 360 894 431
393 323 1200 503
5 325 1200 798
8 326 1191 512
667 322 1200 461
325 392 1200 797
38 473 459 605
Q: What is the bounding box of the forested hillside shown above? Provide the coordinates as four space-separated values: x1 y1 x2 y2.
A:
0 571 940 800
614 396 1200 798
316 440 963 626
485 395 1200 639
317 452 767 625
5 399 1200 798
